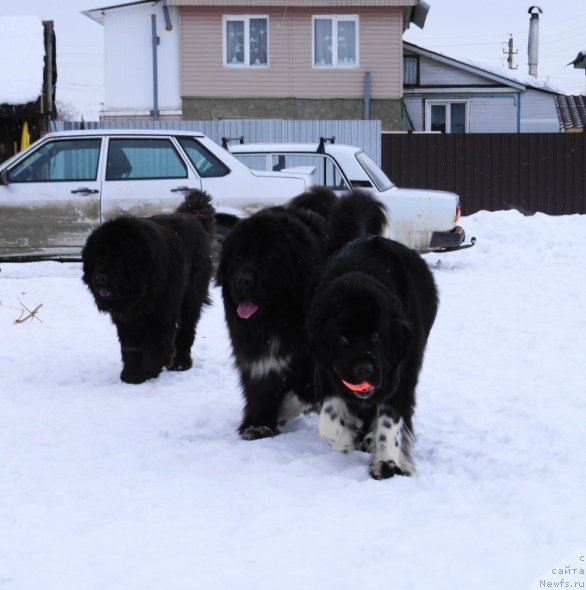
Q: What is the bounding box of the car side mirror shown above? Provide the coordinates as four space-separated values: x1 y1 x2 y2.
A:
0 169 10 185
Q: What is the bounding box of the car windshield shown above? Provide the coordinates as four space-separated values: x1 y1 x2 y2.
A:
355 151 395 191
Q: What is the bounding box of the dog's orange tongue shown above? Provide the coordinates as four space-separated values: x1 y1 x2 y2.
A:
342 380 373 392
237 301 259 319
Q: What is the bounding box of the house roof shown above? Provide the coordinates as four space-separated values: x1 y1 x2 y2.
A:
165 0 418 5
404 41 563 95
82 0 163 25
568 50 586 69
83 0 422 25
0 16 45 106
553 95 586 131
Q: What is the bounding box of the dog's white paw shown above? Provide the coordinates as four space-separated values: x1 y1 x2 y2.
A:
318 397 362 452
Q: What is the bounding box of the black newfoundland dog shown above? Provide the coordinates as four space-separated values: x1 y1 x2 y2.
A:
216 188 387 440
82 190 215 384
308 234 438 480
216 188 334 440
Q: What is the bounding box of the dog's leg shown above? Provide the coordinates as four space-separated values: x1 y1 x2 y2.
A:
170 282 211 372
369 405 414 479
277 391 314 425
318 397 363 452
170 308 195 372
239 371 289 440
117 322 175 384
117 323 152 384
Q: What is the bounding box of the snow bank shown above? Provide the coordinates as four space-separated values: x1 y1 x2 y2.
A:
0 210 585 589
0 16 45 105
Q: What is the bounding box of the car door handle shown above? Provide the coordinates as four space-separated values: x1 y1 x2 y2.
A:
71 188 99 195
170 186 198 193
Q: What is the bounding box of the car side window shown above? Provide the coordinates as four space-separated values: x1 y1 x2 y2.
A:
8 139 101 183
177 137 230 178
270 153 350 189
106 138 187 181
232 154 268 171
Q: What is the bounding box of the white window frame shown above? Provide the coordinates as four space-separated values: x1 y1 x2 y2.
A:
425 100 470 133
223 15 269 68
312 15 359 69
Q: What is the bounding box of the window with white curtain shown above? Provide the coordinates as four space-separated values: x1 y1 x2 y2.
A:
313 15 358 68
224 16 268 67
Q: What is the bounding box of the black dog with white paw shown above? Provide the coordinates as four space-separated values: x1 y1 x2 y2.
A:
308 230 438 479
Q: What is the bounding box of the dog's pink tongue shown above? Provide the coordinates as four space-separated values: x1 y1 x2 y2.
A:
98 288 112 298
237 301 259 319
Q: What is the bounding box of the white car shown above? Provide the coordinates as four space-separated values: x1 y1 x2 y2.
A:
226 137 474 253
0 129 313 261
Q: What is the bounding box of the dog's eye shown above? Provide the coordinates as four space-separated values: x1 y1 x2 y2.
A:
338 335 349 347
371 332 381 343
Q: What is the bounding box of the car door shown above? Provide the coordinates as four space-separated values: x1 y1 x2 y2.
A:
0 137 102 259
99 136 202 221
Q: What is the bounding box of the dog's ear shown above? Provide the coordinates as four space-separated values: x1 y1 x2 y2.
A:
388 296 413 352
393 317 414 351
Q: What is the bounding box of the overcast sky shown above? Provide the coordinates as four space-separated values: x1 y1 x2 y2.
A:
3 0 586 120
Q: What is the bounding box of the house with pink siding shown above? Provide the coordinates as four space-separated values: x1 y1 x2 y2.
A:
84 0 429 129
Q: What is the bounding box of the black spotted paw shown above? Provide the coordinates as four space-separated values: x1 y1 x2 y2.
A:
369 460 406 480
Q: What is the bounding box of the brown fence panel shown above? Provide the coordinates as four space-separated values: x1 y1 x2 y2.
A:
381 133 586 215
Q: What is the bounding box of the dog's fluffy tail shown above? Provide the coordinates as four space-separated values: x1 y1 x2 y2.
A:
287 186 338 220
328 190 388 254
176 189 216 236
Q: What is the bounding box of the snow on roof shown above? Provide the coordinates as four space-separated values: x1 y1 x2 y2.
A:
457 55 565 94
405 41 565 94
0 16 45 105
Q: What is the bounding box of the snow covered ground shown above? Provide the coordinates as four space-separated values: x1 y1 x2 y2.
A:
1 210 585 590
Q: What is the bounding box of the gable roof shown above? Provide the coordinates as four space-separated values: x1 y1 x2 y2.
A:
82 0 162 24
404 41 563 95
0 16 45 106
165 0 417 5
553 95 586 131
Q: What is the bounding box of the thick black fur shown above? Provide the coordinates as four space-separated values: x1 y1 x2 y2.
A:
82 190 215 384
216 187 386 440
308 235 438 479
216 189 331 440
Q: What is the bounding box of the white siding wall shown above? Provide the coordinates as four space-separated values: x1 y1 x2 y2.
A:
468 95 517 132
416 55 492 87
404 94 518 132
520 89 559 132
404 49 561 133
103 5 181 115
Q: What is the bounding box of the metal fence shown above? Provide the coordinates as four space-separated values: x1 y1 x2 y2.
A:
51 119 382 165
382 132 586 215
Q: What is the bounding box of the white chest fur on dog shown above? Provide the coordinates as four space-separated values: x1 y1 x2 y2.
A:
242 338 292 380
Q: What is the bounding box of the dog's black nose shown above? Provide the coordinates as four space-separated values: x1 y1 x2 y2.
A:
352 361 374 381
94 272 108 287
235 271 254 290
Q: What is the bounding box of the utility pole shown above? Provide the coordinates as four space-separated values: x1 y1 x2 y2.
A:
503 34 518 70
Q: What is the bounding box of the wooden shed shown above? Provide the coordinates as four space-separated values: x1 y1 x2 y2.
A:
0 17 56 162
